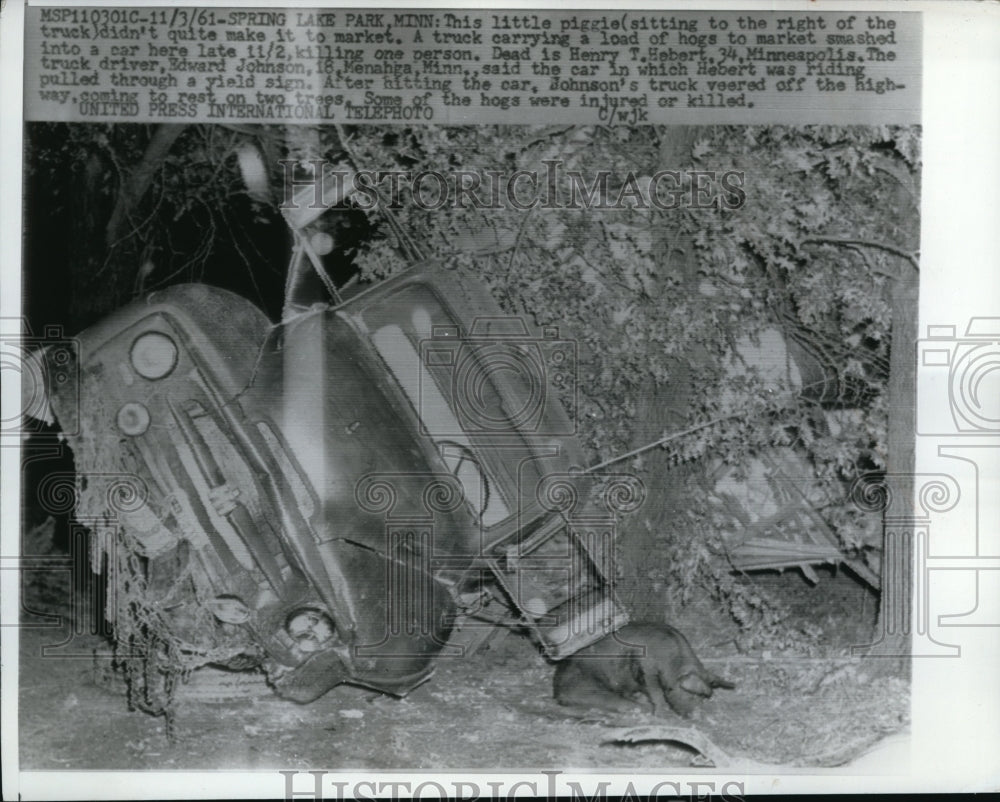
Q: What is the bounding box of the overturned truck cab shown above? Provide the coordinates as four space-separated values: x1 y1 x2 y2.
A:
45 263 634 705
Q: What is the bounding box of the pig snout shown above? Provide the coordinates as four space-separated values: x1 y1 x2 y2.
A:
666 668 737 716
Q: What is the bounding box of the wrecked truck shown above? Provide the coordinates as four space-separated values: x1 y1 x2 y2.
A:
41 262 637 711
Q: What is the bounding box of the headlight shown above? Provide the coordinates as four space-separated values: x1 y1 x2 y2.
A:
285 608 336 653
116 401 150 436
130 331 178 380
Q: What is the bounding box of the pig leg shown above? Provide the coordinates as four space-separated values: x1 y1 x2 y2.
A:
553 662 646 714
638 665 676 718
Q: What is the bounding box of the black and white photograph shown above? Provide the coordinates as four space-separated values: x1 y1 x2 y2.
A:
2 2 998 799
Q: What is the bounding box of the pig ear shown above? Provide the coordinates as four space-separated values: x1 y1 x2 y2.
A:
678 672 713 698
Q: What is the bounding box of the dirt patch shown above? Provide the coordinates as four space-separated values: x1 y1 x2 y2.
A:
18 556 907 770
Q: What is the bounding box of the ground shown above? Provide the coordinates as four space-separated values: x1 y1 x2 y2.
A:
18 547 908 771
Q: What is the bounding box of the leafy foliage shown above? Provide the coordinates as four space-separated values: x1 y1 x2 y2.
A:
28 122 920 647
339 124 919 644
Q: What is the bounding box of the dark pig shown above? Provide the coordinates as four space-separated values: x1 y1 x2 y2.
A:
552 623 735 717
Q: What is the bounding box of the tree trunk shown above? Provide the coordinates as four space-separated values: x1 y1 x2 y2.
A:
616 127 703 621
66 125 188 327
858 266 917 670
105 124 187 249
858 169 920 673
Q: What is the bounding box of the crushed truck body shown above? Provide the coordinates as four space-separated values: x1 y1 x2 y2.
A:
45 262 635 710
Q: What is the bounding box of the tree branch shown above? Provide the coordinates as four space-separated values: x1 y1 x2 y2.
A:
105 124 188 250
799 237 919 272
